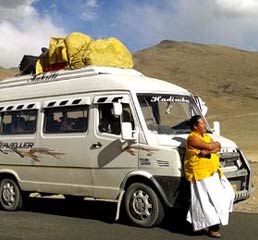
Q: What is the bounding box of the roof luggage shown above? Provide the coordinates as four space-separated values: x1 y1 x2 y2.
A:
19 55 38 75
18 32 133 76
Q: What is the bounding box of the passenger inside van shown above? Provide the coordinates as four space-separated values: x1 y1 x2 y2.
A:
74 117 87 130
58 117 74 131
17 117 26 132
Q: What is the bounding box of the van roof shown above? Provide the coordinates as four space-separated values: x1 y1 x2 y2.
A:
0 66 189 101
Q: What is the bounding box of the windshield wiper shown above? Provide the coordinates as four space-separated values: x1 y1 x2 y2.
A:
174 129 191 134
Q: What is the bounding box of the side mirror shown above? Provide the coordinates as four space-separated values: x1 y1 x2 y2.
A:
113 102 122 116
121 122 137 141
212 121 220 135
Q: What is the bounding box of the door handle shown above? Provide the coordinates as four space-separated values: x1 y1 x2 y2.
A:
90 142 102 149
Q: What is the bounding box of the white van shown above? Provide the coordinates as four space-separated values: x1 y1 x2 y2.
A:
0 66 252 227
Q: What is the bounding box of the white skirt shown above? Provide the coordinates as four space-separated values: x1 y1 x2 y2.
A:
186 172 235 231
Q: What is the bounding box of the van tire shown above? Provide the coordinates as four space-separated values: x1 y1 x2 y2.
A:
124 183 164 227
0 178 23 211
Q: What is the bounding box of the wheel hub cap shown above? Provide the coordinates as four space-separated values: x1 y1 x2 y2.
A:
2 183 15 206
132 190 153 219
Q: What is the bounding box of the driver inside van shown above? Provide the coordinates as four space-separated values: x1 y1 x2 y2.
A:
98 104 120 135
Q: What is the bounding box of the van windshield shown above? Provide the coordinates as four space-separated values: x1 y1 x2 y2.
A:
137 94 204 134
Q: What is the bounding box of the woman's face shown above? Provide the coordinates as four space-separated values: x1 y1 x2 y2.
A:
194 118 206 134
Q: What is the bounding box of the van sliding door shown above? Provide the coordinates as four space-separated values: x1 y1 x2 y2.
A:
38 96 93 197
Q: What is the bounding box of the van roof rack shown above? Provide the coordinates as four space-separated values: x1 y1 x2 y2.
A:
0 66 143 89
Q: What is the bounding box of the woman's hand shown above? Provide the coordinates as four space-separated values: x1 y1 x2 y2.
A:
198 149 211 158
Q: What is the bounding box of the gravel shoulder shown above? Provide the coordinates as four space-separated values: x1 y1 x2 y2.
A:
233 162 258 213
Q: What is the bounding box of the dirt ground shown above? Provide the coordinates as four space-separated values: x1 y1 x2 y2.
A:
234 161 258 213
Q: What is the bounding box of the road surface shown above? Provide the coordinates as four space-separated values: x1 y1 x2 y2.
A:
0 197 257 240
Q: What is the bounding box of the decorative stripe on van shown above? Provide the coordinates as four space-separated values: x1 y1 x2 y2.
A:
0 103 40 112
43 97 91 108
0 141 65 162
123 145 158 156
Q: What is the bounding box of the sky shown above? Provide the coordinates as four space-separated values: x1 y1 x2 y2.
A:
1 0 258 67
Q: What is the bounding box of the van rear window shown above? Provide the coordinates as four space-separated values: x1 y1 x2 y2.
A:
43 105 88 134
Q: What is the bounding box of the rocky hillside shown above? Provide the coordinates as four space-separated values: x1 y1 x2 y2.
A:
133 40 258 156
0 67 17 79
133 40 258 99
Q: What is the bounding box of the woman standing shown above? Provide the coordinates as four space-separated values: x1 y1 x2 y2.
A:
184 115 235 238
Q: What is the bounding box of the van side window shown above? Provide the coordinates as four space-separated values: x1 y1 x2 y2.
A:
98 103 134 135
0 110 37 135
121 104 135 129
44 105 88 134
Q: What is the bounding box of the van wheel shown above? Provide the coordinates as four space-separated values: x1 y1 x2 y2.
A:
124 183 164 228
0 178 23 211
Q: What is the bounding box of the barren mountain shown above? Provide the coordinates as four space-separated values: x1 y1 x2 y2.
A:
1 41 258 159
133 40 258 159
0 67 17 79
